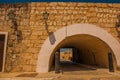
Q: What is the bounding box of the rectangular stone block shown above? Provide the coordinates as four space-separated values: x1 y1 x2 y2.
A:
89 17 98 23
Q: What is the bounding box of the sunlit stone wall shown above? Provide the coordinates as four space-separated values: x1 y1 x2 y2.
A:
0 2 120 72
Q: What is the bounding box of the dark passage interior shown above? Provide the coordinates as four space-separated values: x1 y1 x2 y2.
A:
50 34 115 72
59 48 97 72
0 34 5 72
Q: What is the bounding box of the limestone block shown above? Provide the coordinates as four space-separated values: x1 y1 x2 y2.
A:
74 7 79 10
48 2 58 7
51 6 56 9
34 43 42 48
30 35 39 40
107 4 113 7
101 3 108 8
40 36 48 40
30 59 37 65
38 7 46 10
113 4 120 8
69 6 74 9
22 40 31 44
63 10 67 14
95 3 102 7
31 26 42 31
27 43 34 47
118 27 120 31
46 7 51 10
78 10 83 14
73 11 78 14
103 23 115 28
56 6 64 9
53 21 57 26
26 48 39 53
36 3 41 7
58 2 67 6
58 7 64 9
67 2 77 7
41 2 49 7
96 8 103 12
7 47 13 53
87 12 97 17
22 65 33 72
30 2 36 7
39 40 45 44
31 66 36 71
53 10 57 14
24 59 31 65
29 21 35 26
34 10 39 14
65 7 69 9
10 35 17 40
98 18 103 23
31 31 42 36
89 7 96 12
56 21 62 26
0 22 3 25
89 17 98 23
77 3 87 7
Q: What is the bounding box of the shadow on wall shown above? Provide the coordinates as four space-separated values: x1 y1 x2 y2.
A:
44 14 56 45
7 10 23 43
48 32 56 45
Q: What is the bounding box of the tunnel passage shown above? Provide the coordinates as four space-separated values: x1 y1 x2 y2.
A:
50 34 112 72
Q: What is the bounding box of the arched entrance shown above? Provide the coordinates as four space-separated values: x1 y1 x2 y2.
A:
36 24 120 73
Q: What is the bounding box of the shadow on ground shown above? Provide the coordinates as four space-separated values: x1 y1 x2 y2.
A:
16 73 38 77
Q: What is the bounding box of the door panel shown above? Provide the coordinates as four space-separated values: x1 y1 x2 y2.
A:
0 35 5 71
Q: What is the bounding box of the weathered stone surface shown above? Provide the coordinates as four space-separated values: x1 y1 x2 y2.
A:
0 2 120 72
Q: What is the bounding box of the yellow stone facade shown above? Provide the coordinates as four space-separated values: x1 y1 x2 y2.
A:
0 2 120 72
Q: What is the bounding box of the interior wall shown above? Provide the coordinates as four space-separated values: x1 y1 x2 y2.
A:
51 34 111 68
77 47 109 67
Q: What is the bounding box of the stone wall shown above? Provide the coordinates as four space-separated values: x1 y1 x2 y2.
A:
0 2 120 72
0 3 32 72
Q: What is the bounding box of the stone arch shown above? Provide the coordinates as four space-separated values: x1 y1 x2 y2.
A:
36 24 120 73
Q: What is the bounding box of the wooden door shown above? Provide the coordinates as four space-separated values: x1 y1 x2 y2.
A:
0 35 5 71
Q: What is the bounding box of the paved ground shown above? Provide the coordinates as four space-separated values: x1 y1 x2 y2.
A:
0 61 120 80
